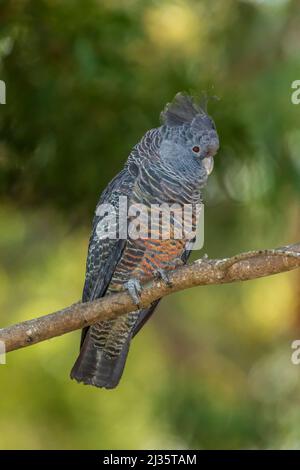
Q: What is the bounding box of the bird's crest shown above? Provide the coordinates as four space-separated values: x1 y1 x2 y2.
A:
160 92 216 131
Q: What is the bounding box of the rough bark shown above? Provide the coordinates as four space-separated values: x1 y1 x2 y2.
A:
0 244 299 353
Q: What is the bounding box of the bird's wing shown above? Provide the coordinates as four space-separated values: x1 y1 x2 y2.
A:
82 168 135 303
80 167 136 346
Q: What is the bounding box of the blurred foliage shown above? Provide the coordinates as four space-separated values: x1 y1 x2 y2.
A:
0 0 300 450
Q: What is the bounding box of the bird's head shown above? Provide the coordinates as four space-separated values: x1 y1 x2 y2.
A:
159 93 219 182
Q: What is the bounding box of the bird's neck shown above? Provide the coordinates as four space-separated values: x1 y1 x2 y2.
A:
137 160 202 205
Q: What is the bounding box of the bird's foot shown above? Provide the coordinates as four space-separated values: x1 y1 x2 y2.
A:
154 268 173 287
125 278 142 306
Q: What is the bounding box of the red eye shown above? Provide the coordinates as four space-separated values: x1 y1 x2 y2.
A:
192 146 200 153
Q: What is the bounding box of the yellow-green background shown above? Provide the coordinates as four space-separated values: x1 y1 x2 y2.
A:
0 0 300 449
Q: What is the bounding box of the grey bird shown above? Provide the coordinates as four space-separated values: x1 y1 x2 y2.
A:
70 92 219 389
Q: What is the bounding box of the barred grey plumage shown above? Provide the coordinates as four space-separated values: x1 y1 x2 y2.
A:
70 92 219 389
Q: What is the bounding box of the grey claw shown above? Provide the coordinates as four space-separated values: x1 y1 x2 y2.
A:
125 278 142 306
154 268 173 287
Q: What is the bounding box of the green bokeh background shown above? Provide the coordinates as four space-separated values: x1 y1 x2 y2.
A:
0 0 300 449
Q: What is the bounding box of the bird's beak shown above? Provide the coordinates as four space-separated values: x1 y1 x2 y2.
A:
203 156 214 175
203 138 219 175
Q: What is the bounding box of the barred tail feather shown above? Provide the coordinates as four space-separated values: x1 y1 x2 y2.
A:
70 329 130 389
71 304 159 389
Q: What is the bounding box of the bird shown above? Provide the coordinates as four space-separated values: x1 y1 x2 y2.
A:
70 92 219 389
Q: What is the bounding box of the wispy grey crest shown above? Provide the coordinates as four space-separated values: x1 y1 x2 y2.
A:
160 92 215 132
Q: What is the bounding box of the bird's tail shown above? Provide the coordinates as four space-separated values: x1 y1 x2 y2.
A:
70 303 159 389
70 327 131 389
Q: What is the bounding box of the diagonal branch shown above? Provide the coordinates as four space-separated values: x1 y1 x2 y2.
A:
0 243 300 354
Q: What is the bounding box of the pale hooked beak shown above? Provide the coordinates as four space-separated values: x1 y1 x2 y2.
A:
202 138 218 175
203 156 214 175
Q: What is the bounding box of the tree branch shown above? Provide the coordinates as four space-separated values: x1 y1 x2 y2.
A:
1 243 300 354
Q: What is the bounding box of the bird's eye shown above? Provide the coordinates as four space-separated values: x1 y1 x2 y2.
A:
192 146 200 153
